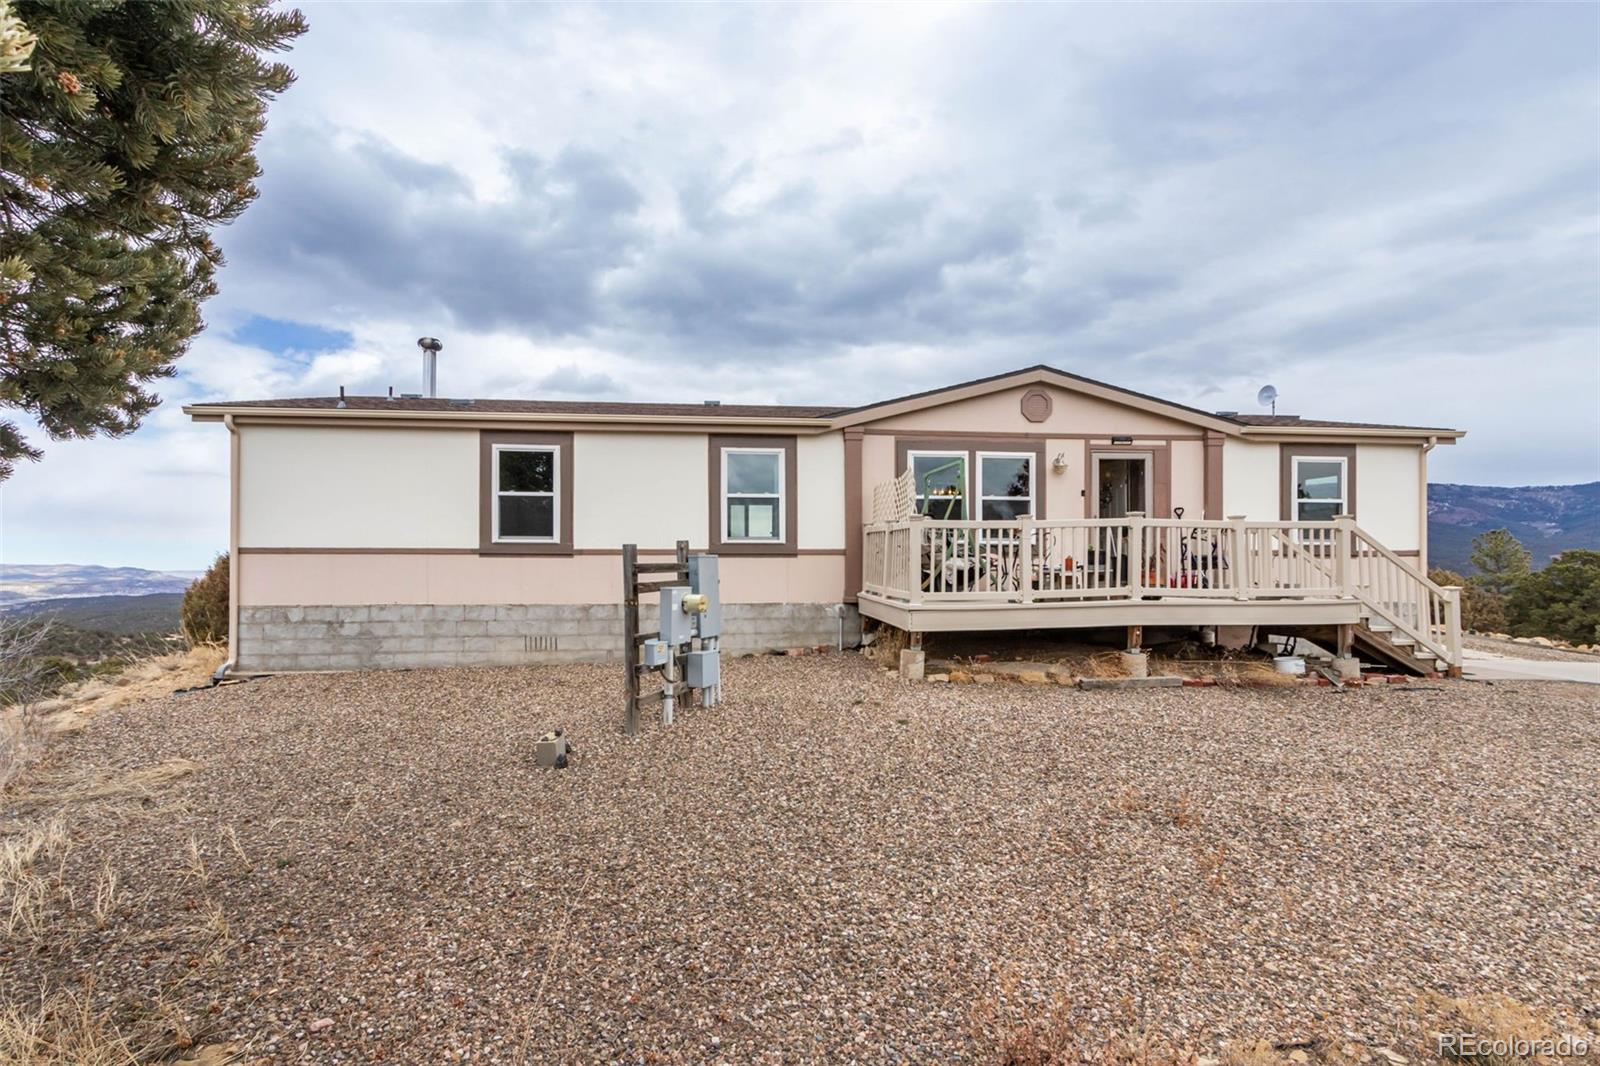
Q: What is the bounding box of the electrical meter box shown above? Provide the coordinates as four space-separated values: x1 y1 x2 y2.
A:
639 639 671 668
685 649 720 689
658 586 696 646
687 555 721 638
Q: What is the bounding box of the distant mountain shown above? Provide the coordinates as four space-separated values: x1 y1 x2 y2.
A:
0 564 200 604
1428 482 1600 573
0 593 184 634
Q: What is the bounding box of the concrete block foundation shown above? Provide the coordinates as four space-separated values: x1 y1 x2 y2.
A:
237 602 863 673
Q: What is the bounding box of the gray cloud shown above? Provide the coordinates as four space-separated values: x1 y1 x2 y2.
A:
5 1 1596 568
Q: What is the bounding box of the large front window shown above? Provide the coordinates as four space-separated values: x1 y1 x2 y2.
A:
1293 456 1346 522
910 451 967 519
977 452 1033 520
493 444 558 542
723 447 784 541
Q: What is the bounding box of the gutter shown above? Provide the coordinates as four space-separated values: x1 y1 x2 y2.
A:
215 413 241 682
1419 435 1438 573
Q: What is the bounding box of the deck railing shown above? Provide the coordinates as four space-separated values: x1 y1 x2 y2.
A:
860 513 1462 665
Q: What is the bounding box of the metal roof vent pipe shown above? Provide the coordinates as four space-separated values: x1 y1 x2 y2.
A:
417 336 442 398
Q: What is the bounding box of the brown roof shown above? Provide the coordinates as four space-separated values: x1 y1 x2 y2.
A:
189 366 1462 436
199 396 847 419
1227 414 1460 432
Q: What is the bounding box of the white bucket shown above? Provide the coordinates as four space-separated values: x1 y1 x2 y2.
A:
1272 656 1307 676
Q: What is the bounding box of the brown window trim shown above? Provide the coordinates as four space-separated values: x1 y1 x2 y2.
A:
894 438 1049 519
709 434 798 556
1279 443 1356 522
479 431 574 555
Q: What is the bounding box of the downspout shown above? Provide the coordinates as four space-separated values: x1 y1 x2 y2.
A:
1418 435 1437 574
214 413 241 682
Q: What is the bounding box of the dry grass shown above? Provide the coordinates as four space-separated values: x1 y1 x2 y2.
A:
1412 993 1596 1066
7 757 199 811
0 989 217 1066
27 646 225 735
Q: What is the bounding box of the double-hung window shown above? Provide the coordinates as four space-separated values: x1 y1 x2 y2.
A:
493 444 559 542
977 452 1034 520
909 451 967 519
1292 456 1346 523
723 447 784 542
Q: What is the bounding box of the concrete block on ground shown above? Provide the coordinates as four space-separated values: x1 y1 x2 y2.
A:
1078 676 1184 690
1120 650 1150 679
899 648 925 681
1332 656 1362 681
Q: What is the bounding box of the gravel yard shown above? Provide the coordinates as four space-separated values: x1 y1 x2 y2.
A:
3 655 1597 1062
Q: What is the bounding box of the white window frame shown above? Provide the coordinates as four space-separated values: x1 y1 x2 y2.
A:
907 450 969 519
721 446 785 542
1292 455 1347 522
976 451 1036 521
492 443 560 543
1090 451 1153 519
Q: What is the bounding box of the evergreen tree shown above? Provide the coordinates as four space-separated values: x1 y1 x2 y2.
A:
0 0 305 478
1506 550 1600 645
1468 528 1532 599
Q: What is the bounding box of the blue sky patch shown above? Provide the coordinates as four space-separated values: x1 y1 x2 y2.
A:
231 315 353 358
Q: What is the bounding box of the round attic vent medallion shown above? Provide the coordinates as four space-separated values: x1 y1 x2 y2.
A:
1020 388 1052 423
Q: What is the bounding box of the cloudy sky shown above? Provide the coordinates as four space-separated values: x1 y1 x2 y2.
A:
4 2 1598 570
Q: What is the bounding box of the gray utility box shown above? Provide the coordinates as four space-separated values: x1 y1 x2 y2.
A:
687 555 721 638
659 586 696 646
640 638 671 668
685 649 720 689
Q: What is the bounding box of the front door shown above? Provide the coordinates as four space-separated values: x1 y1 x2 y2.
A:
1093 454 1151 518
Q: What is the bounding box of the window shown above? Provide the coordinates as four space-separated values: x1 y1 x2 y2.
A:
977 452 1033 520
722 447 784 541
493 444 558 542
1293 456 1346 522
909 451 967 518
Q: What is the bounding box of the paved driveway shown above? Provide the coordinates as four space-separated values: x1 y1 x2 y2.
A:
1462 654 1600 684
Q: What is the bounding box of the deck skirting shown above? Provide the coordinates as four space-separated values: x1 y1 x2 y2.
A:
856 592 1363 633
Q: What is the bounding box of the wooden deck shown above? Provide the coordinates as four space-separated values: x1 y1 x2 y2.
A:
858 511 1463 669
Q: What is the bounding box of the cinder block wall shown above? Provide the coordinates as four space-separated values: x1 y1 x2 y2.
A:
236 603 862 672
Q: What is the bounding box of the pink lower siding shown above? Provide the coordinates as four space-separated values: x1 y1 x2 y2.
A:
238 551 848 606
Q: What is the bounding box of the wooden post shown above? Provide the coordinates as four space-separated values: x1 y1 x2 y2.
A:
908 516 924 607
1019 516 1035 603
1228 515 1250 600
1125 511 1145 599
1334 513 1354 597
623 543 639 737
1442 585 1463 673
1125 624 1143 652
1336 622 1354 658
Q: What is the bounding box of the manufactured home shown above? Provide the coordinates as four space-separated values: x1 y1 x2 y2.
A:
186 365 1465 675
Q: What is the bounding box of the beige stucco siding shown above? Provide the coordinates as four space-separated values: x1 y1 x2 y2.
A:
1170 440 1205 518
861 434 896 518
1044 440 1085 519
239 425 479 549
868 383 1196 436
573 432 709 550
1221 439 1279 520
1355 444 1422 552
797 432 845 549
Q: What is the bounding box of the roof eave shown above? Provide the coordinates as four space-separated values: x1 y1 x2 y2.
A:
182 404 835 429
827 365 1248 435
1237 425 1465 442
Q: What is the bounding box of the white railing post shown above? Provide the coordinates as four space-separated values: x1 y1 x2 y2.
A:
1334 513 1354 597
1442 584 1463 670
1126 511 1145 599
1020 516 1035 603
1227 515 1249 599
907 516 924 606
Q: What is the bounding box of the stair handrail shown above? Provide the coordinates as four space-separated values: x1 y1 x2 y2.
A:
1342 518 1461 667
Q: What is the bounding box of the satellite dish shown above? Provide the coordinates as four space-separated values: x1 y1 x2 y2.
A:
1257 384 1278 414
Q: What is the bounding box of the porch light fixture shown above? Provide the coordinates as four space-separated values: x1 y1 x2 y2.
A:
1051 452 1068 473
